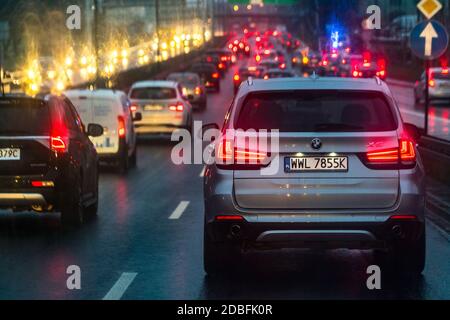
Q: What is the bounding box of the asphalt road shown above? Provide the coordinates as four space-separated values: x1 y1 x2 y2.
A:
0 62 449 300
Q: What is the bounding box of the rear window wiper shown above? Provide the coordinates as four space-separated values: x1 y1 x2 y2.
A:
313 123 365 131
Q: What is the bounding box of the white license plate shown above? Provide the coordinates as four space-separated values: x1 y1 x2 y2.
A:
0 148 21 161
144 105 163 111
285 156 348 172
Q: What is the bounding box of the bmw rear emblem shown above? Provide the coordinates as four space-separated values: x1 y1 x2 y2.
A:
311 138 322 150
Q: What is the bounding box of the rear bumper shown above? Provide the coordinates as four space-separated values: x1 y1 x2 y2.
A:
205 218 424 250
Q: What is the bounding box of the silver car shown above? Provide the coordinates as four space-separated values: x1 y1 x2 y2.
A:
203 77 425 276
129 80 193 134
414 67 450 102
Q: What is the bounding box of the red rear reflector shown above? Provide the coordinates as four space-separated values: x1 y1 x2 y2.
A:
32 181 54 187
118 116 126 138
215 215 244 221
390 215 417 220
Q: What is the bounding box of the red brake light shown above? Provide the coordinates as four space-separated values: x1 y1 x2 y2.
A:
194 86 202 95
399 139 416 162
367 148 398 163
352 70 359 78
442 68 449 74
218 63 224 69
118 116 126 138
130 104 138 112
169 102 184 112
51 136 67 153
233 74 240 82
212 72 219 79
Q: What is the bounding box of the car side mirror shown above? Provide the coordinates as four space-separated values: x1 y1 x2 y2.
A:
87 123 104 137
404 123 423 141
199 123 220 139
133 112 142 122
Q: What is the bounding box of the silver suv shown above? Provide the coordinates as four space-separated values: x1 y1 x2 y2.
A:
203 77 425 276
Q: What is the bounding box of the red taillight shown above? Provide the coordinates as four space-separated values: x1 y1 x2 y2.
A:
212 72 219 79
51 136 67 153
194 86 202 95
322 60 328 66
279 63 286 69
217 137 270 168
130 104 138 112
218 63 224 69
365 138 416 168
233 74 240 82
367 148 398 163
352 70 359 78
118 116 126 138
429 79 436 87
399 139 416 162
169 102 184 112
255 55 261 62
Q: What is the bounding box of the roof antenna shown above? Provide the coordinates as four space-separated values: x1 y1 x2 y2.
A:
311 70 319 80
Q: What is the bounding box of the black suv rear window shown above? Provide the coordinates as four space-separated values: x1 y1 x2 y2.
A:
236 91 397 132
0 99 50 135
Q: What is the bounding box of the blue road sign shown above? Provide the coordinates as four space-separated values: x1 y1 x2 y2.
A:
410 20 449 60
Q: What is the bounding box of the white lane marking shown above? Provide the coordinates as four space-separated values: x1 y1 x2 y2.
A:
102 272 137 300
199 166 206 177
169 201 190 220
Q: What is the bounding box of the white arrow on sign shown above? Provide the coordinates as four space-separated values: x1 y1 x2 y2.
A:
420 22 438 56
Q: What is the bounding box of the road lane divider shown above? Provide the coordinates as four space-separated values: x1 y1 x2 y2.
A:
169 201 190 220
102 272 137 300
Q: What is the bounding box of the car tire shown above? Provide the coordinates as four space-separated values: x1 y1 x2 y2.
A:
203 229 241 276
84 172 99 218
117 146 129 174
60 173 84 228
130 145 137 168
375 225 426 277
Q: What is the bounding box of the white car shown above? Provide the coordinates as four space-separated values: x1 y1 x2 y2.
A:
414 67 450 102
128 80 193 134
64 89 139 173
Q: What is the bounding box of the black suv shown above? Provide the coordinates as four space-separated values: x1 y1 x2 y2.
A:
0 95 103 227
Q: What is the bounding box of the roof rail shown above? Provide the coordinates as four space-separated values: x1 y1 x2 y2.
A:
310 71 319 80
374 76 382 85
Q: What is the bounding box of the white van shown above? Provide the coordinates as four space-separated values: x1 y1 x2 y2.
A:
64 89 140 173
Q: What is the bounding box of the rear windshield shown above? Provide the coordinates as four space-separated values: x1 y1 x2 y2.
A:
432 72 450 80
130 87 177 100
168 75 199 86
0 99 50 135
236 91 397 132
